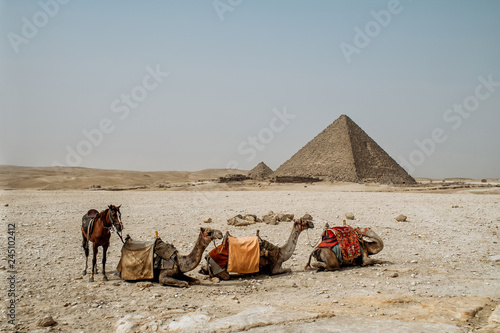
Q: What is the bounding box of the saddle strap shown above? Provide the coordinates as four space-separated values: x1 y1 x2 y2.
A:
86 218 95 240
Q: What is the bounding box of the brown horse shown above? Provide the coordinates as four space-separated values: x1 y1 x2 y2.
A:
81 205 124 282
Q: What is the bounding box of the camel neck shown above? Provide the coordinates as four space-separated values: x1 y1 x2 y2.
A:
279 223 302 261
177 232 208 272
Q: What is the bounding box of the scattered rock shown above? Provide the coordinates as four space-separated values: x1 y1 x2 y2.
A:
4 203 8 207
489 255 500 263
137 282 153 289
227 215 256 226
115 315 138 333
37 315 56 327
204 217 212 224
395 214 407 222
389 272 399 278
263 214 278 225
168 313 210 331
489 306 500 325
345 213 355 220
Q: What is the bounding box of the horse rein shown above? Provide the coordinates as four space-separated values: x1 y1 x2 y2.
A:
107 209 125 244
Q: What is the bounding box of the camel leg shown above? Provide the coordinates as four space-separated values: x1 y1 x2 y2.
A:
313 249 341 271
158 270 189 288
215 271 231 281
176 272 200 285
360 251 376 266
90 244 98 282
311 261 328 271
82 235 89 276
321 250 341 271
102 243 108 281
270 261 291 275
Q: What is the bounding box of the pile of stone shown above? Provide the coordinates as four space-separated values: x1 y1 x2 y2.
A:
227 211 294 226
218 174 250 183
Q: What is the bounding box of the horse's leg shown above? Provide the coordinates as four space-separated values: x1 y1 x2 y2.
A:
90 243 98 282
102 243 109 281
82 233 89 276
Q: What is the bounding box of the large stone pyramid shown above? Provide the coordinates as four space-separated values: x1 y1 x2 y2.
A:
248 162 273 181
272 115 416 184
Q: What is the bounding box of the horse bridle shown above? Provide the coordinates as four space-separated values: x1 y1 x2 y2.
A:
107 209 125 244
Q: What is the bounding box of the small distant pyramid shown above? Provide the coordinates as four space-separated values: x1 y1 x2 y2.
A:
248 162 273 181
272 115 416 184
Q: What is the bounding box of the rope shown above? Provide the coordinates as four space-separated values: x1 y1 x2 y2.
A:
305 228 321 249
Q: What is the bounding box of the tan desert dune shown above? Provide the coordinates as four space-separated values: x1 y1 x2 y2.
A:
1 166 500 332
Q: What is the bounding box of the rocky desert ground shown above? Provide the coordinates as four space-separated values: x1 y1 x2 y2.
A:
1 170 500 332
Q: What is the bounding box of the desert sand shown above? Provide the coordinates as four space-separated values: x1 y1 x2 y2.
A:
1 167 500 332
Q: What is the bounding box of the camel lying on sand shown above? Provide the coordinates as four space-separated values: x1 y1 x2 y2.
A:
118 227 223 287
305 222 384 271
200 214 315 280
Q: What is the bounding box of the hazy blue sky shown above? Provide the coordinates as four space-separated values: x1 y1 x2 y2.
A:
1 1 499 178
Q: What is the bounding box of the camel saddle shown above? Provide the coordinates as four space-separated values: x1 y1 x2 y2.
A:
117 237 177 281
207 235 264 275
318 226 362 262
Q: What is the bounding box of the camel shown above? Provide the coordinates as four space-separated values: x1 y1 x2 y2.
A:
305 223 384 271
201 214 315 280
156 227 223 287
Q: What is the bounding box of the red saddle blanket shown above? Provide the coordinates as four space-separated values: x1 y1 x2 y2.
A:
318 226 362 262
209 238 229 269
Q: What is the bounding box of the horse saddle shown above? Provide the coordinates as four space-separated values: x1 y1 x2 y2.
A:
81 209 99 237
117 237 177 281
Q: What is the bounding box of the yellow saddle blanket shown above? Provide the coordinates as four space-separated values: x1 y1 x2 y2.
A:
227 236 260 274
117 240 156 281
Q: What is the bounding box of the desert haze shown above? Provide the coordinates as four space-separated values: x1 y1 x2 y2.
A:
1 166 500 332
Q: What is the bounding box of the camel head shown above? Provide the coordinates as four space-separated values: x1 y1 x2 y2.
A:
359 227 384 254
295 214 315 231
200 227 223 244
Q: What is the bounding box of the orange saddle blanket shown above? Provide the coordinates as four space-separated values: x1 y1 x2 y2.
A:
227 236 260 274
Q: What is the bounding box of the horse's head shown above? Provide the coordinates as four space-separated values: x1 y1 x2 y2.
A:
108 204 123 232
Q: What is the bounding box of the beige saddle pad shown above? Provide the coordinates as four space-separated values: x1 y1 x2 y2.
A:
227 236 260 274
117 240 156 280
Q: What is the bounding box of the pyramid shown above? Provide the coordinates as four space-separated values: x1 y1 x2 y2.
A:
272 115 416 184
248 162 273 181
